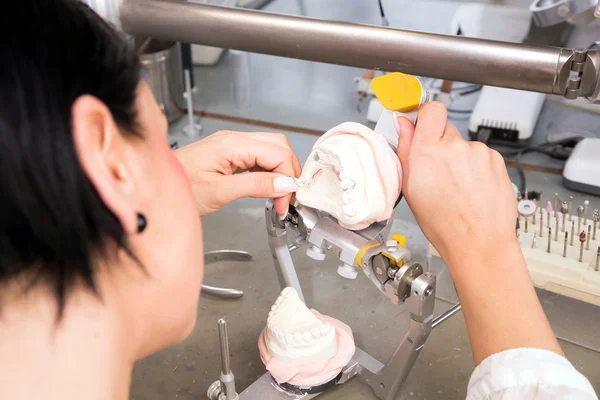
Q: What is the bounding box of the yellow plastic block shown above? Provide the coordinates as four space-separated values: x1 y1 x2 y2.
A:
370 72 423 112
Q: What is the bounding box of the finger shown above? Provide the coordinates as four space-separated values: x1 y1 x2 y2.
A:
274 196 291 216
396 116 416 167
412 102 448 147
243 133 303 176
227 137 298 179
215 172 296 215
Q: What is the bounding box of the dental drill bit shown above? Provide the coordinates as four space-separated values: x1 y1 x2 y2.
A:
539 209 544 237
555 215 559 242
548 227 552 253
563 232 568 257
569 196 573 221
539 190 544 210
561 201 568 232
532 233 537 249
596 246 600 272
571 221 575 246
546 201 553 229
579 231 587 262
594 210 599 241
587 225 592 250
525 216 528 233
525 188 528 200
578 206 584 234
553 193 559 214
584 200 590 225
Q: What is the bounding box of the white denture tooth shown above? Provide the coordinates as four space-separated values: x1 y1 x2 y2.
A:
271 304 278 312
343 205 356 217
275 298 283 306
281 287 294 296
268 311 274 318
340 179 355 190
342 191 352 205
277 332 285 341
320 324 332 335
285 333 294 343
293 332 303 343
303 331 312 342
311 327 322 338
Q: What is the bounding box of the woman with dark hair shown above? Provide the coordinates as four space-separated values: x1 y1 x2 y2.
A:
0 1 597 399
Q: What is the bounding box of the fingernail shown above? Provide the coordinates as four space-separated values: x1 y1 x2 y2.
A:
274 177 298 193
279 204 289 220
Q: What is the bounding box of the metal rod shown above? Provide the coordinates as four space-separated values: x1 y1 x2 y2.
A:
587 225 592 250
432 303 462 329
569 196 573 221
596 246 600 272
120 0 570 94
548 227 552 253
218 319 232 375
571 221 575 246
563 232 568 257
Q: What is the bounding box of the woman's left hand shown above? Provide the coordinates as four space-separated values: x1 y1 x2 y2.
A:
175 131 302 217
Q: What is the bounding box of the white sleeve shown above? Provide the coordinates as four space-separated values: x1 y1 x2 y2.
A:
466 348 598 400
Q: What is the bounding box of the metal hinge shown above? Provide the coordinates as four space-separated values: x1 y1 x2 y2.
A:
565 48 588 99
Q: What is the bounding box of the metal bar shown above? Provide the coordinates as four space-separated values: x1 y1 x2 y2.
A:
120 0 568 95
218 319 231 375
432 303 462 329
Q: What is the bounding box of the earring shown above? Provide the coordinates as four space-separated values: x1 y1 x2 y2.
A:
137 212 147 233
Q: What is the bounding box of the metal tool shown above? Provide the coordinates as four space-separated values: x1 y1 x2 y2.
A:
571 221 576 246
548 227 552 253
207 319 239 400
587 225 592 250
578 206 585 233
584 200 590 225
83 0 600 102
555 217 559 241
596 246 600 272
580 231 587 262
553 193 559 213
540 209 544 237
563 232 569 257
593 210 599 240
525 217 529 233
561 201 568 231
532 233 537 249
202 250 253 299
569 196 574 221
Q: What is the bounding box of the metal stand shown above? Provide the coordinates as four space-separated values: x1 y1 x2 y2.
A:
209 200 461 399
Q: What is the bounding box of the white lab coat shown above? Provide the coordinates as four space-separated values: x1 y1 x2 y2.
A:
467 348 598 399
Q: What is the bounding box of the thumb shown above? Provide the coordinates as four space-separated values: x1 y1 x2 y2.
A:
396 116 416 166
218 172 296 215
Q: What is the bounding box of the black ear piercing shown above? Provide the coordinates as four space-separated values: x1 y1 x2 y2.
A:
137 212 147 233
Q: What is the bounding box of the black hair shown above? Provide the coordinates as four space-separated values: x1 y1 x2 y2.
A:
0 0 142 317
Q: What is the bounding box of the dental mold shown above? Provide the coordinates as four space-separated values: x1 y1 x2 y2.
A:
296 122 402 230
264 287 337 365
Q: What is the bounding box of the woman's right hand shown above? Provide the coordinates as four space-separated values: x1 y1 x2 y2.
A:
395 102 518 270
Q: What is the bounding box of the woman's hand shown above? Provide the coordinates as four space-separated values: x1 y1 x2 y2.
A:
395 102 517 268
175 131 301 216
396 102 563 364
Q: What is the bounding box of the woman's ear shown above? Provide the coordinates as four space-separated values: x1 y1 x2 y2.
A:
71 95 138 235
